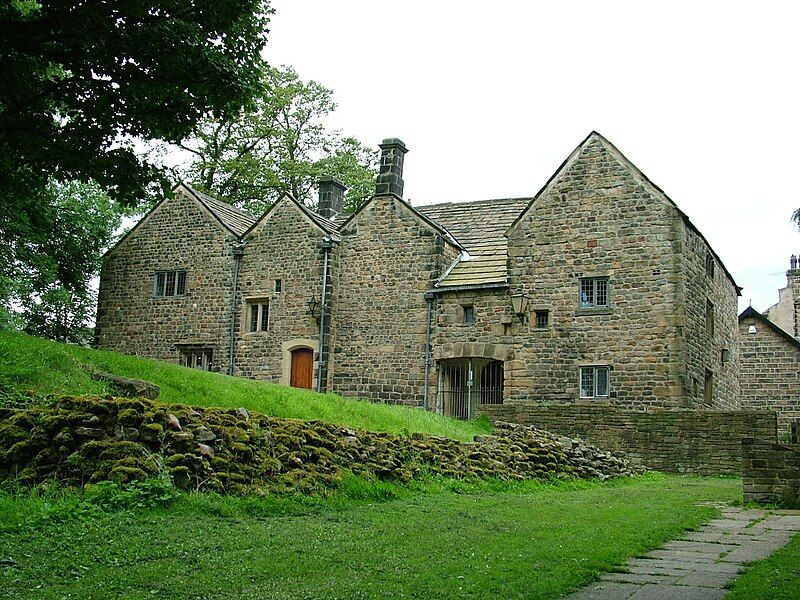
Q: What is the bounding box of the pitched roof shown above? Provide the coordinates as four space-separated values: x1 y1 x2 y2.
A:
417 198 531 288
242 193 339 238
739 306 800 350
182 184 257 237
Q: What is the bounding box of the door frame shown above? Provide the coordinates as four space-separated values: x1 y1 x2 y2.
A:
280 338 319 387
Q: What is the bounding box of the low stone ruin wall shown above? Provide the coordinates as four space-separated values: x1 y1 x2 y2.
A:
742 438 800 508
479 403 777 475
0 397 643 494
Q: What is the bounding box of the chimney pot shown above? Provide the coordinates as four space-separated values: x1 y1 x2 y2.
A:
791 254 798 270
317 176 346 220
375 138 408 197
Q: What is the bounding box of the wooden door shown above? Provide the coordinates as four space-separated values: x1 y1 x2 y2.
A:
290 348 314 389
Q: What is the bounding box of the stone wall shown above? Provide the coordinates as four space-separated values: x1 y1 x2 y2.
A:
478 403 776 475
742 437 800 508
680 222 740 409
505 136 689 408
332 195 461 405
739 312 800 438
96 190 236 372
234 199 327 385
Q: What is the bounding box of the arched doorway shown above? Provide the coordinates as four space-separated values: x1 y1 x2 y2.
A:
290 348 314 389
438 358 504 419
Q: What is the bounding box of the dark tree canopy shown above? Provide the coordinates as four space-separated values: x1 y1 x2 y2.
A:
0 0 271 207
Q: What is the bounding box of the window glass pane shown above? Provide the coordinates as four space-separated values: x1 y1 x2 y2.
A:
463 306 475 324
259 303 269 331
595 279 608 307
275 279 282 292
580 367 594 398
535 310 549 328
580 279 594 307
165 271 176 296
155 272 165 297
596 367 609 397
176 271 186 295
205 352 212 371
250 304 259 332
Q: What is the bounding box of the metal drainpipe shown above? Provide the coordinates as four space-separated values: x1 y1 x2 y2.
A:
423 291 435 411
316 239 333 392
228 243 245 375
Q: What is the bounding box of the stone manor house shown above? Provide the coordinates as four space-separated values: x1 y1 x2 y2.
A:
97 132 744 420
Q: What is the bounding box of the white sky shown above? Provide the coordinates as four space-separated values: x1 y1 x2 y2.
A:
265 0 800 314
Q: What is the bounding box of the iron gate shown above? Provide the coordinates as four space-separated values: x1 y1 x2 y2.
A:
438 358 504 419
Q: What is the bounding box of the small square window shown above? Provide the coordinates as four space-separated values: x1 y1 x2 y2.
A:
535 310 549 329
275 279 282 293
579 277 609 308
463 306 475 324
580 366 610 399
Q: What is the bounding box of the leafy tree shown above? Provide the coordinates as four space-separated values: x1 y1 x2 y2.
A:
1 0 272 333
2 180 121 342
793 208 800 230
174 65 377 215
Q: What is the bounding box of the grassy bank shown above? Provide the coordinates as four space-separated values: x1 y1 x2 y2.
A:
726 530 800 599
0 331 489 441
0 474 740 599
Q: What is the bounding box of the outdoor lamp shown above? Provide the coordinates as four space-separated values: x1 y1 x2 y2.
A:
307 296 320 323
510 293 529 320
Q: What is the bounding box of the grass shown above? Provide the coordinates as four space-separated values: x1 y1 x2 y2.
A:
0 330 489 441
0 473 741 599
726 529 800 599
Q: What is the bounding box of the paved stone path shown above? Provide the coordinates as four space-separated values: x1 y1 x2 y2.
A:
567 506 800 599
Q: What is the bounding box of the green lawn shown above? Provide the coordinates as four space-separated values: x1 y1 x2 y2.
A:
0 474 741 599
0 330 489 441
726 529 800 599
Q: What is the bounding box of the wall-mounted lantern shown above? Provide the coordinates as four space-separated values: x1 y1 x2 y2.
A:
510 293 529 321
307 296 321 324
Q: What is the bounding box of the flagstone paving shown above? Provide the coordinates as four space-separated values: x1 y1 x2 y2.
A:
566 507 800 599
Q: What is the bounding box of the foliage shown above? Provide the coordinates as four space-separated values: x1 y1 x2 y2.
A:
0 180 120 342
174 64 378 215
793 208 800 230
0 330 491 441
0 474 741 598
0 0 271 209
727 530 800 599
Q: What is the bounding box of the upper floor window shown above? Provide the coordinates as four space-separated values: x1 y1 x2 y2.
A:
579 277 609 308
248 300 269 332
706 299 715 336
463 305 475 324
705 251 715 278
275 279 282 293
535 310 550 329
580 366 610 399
154 270 186 297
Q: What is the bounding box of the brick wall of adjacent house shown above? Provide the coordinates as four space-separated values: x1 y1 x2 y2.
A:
505 137 690 408
233 201 327 383
96 190 236 371
680 224 740 409
739 315 800 438
479 403 776 475
742 438 800 507
331 195 461 405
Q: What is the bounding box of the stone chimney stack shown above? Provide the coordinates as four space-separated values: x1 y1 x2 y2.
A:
317 176 346 220
375 138 408 197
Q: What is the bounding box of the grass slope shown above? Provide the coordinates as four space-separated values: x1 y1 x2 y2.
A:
0 474 741 599
0 331 489 441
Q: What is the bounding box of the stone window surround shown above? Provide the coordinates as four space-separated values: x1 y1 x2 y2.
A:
462 304 475 325
176 345 214 371
153 269 187 298
243 295 271 334
533 308 550 330
578 362 612 399
576 273 611 314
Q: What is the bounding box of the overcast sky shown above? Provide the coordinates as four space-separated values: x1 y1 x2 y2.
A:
265 1 799 313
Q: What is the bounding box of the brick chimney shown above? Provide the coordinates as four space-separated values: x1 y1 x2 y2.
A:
317 176 346 220
375 138 408 197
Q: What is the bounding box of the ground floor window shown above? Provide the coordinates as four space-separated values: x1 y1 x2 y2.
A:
438 358 504 420
180 348 213 371
247 299 269 332
579 366 610 398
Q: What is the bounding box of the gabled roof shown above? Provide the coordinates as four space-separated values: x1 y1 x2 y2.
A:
505 131 741 294
181 184 257 237
242 192 338 238
739 306 800 350
338 192 464 252
418 198 531 288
